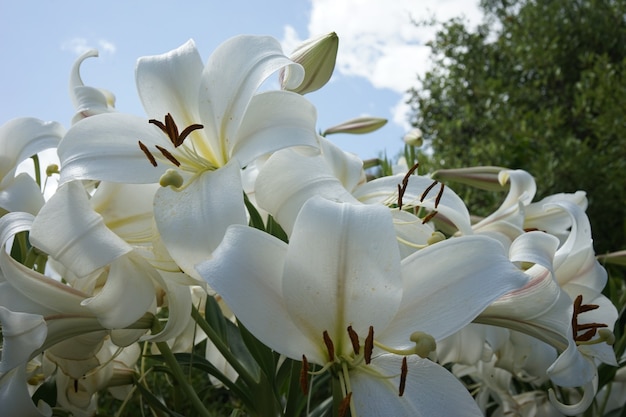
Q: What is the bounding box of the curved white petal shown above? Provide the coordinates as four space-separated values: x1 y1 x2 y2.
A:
30 182 132 277
58 113 169 184
354 174 473 235
380 236 528 347
0 117 63 180
89 181 159 243
0 212 87 315
392 210 434 259
479 268 572 351
81 253 157 329
351 354 483 417
69 49 116 122
473 169 536 232
0 365 52 417
231 90 318 165
283 197 403 352
0 307 47 373
0 172 44 215
136 39 203 129
141 275 193 342
198 35 304 163
197 225 322 362
317 136 364 193
525 191 587 239
256 148 359 234
154 163 247 279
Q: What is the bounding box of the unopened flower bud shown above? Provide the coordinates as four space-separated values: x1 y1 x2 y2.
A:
403 128 423 147
322 116 387 136
281 32 339 95
432 166 508 192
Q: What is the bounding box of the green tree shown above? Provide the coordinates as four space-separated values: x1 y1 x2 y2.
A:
408 0 626 253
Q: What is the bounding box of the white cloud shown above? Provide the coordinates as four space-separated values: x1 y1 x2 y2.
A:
61 37 116 56
283 0 484 131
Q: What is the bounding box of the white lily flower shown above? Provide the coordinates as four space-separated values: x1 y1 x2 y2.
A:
58 36 319 278
0 118 64 215
255 140 473 257
29 181 191 342
198 196 528 416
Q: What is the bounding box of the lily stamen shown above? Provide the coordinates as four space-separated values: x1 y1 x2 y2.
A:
347 325 361 355
323 330 335 361
138 140 157 167
300 355 309 395
399 357 408 396
571 294 610 344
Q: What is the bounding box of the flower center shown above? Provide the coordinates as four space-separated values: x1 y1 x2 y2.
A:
138 113 217 189
301 326 437 417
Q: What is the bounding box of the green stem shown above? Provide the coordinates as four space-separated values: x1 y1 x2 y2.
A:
190 304 258 389
154 339 212 417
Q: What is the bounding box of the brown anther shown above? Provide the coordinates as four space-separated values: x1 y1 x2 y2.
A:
74 379 79 393
347 325 361 355
572 294 606 343
155 145 181 167
300 355 309 395
178 123 204 146
364 326 374 364
338 392 353 417
323 330 335 362
421 210 439 224
434 182 445 208
149 113 203 148
420 179 438 202
138 140 157 167
396 162 419 209
399 356 408 396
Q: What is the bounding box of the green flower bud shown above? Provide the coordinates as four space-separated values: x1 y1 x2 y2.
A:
281 32 339 95
322 116 387 136
403 128 423 147
432 166 509 192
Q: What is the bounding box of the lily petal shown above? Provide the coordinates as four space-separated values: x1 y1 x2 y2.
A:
197 224 321 362
380 235 528 347
0 172 45 215
30 182 132 277
81 253 157 329
58 113 169 184
282 197 402 347
231 90 318 166
136 39 203 130
256 148 359 235
0 117 63 181
0 365 52 417
198 35 304 164
154 162 247 279
0 307 47 374
351 354 483 416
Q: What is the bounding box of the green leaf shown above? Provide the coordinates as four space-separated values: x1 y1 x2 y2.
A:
134 380 186 417
266 215 288 243
204 294 229 342
243 193 265 231
31 377 57 408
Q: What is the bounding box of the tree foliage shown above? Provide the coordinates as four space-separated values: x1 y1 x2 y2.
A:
408 0 626 253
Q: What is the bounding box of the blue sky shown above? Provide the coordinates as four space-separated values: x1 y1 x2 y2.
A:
0 0 482 161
